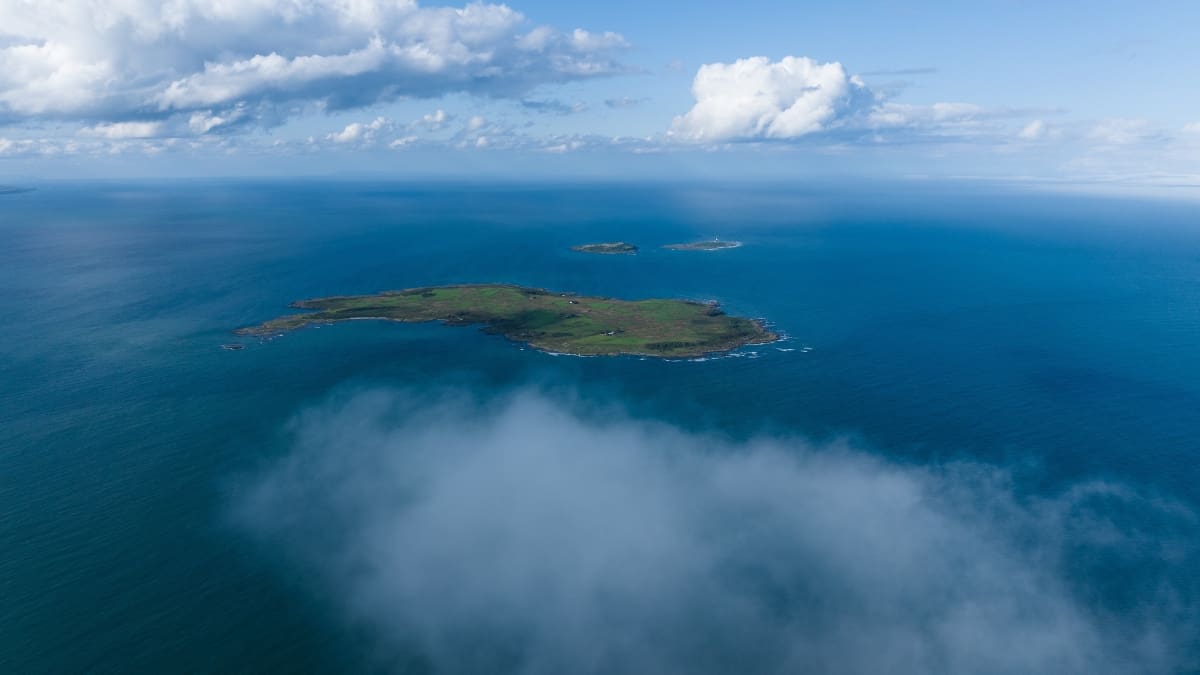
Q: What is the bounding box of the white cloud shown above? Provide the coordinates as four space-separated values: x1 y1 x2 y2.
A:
514 25 552 51
155 39 391 111
568 28 628 52
669 56 1068 147
327 116 390 144
544 140 584 153
1182 122 1200 135
78 121 165 139
0 0 628 129
1019 119 1046 140
187 106 249 134
235 388 1199 675
418 109 451 131
670 56 874 142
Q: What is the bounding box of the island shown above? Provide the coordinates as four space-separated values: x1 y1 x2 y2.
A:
236 284 776 358
571 242 638 254
664 239 742 251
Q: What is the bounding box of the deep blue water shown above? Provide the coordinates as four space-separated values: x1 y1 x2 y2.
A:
1 181 1198 672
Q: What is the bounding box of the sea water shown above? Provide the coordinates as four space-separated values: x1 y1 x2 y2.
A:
2 181 1198 672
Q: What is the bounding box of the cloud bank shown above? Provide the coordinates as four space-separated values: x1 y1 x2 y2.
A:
235 388 1198 675
0 0 627 130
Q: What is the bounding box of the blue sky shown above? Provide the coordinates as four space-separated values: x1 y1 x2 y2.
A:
0 0 1197 185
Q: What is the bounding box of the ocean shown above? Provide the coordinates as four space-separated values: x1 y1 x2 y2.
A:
2 181 1198 673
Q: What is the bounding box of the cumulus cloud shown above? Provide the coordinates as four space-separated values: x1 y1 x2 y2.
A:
668 56 1066 147
0 136 51 156
388 136 418 150
234 388 1198 675
0 0 628 129
670 56 875 142
417 109 451 131
327 116 390 145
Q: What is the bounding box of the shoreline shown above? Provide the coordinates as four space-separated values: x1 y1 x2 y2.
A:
237 283 779 359
242 313 781 359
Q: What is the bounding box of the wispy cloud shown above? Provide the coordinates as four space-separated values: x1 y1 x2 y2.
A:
520 99 589 115
605 96 644 109
1088 118 1161 146
1018 119 1047 140
78 121 166 140
233 387 1199 675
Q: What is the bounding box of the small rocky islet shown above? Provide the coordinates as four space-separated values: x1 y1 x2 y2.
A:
571 242 639 254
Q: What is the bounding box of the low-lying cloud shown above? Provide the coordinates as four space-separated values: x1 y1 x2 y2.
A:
235 388 1198 675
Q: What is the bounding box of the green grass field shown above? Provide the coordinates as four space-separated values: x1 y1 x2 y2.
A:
570 242 638 254
237 284 776 357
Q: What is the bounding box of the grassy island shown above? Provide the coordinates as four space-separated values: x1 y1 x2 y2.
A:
664 239 741 251
571 242 638 254
237 284 776 358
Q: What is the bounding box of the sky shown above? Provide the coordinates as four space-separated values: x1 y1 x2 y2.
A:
1 0 1198 184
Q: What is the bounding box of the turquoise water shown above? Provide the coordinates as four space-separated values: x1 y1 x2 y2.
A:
2 181 1198 672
